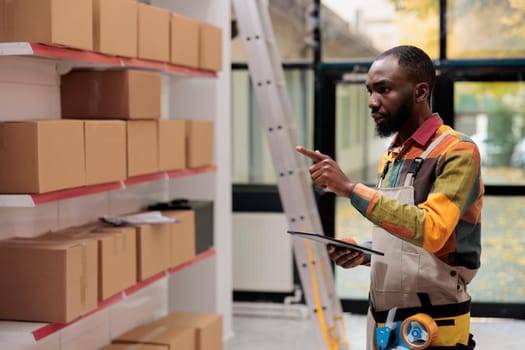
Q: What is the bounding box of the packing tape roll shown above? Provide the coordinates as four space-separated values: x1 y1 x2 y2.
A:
400 313 438 349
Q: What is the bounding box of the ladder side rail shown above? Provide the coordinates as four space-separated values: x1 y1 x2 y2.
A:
255 0 298 127
235 1 285 130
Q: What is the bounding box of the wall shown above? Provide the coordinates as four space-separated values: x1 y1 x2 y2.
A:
233 212 294 292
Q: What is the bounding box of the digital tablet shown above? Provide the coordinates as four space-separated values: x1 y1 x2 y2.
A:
287 230 384 256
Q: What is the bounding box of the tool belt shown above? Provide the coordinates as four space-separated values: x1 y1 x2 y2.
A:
371 293 473 349
371 294 470 324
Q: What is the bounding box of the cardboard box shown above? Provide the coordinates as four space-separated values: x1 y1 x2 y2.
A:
103 344 168 350
0 0 93 51
135 223 171 280
84 120 127 186
170 13 199 68
199 22 222 71
127 120 159 177
93 0 138 57
154 312 223 350
158 119 185 172
114 319 195 350
155 199 213 255
0 120 85 193
61 69 161 120
54 224 137 300
0 237 98 323
95 226 137 299
186 120 214 168
96 229 136 299
138 3 170 62
162 210 196 267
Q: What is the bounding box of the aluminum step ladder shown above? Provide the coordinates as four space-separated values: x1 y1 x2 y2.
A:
232 1 349 349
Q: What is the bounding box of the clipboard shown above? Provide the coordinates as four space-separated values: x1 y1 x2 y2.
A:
287 230 384 256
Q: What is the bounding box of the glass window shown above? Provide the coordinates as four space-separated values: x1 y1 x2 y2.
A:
321 0 440 61
231 69 315 184
335 78 384 184
469 196 525 303
335 196 373 299
231 3 314 63
455 81 525 185
447 0 525 59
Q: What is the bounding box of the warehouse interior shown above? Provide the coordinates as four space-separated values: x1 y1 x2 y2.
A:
0 0 524 349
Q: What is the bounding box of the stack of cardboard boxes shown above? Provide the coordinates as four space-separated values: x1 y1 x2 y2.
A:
0 212 198 324
0 213 222 349
0 71 215 193
0 0 218 193
0 0 222 71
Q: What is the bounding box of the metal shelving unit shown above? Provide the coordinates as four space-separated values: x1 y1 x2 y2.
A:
0 166 217 207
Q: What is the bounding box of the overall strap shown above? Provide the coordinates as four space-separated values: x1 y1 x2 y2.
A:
403 129 454 187
377 160 390 188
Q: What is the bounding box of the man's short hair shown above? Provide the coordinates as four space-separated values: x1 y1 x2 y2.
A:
376 45 436 100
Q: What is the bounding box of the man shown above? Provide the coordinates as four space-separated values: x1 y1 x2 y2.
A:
296 45 483 349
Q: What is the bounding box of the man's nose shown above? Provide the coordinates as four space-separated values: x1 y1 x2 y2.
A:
368 93 379 109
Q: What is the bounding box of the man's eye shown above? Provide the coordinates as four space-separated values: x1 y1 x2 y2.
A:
379 87 390 94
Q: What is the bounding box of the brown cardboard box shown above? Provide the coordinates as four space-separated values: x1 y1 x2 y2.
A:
162 210 196 267
61 69 161 120
95 226 137 299
138 3 170 62
158 119 185 172
154 312 223 350
170 13 199 68
84 120 127 186
0 0 93 51
114 320 196 349
199 22 222 71
93 0 138 57
0 237 98 323
103 344 168 350
135 223 171 280
186 120 214 168
127 120 159 177
53 225 137 300
0 120 85 193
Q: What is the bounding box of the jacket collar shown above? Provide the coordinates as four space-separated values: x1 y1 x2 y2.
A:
389 113 443 151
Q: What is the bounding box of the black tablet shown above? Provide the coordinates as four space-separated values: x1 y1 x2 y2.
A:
287 230 384 256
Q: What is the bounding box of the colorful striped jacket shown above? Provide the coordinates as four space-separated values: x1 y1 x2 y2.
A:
350 114 484 269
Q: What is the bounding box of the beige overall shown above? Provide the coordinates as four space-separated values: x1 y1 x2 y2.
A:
366 131 478 349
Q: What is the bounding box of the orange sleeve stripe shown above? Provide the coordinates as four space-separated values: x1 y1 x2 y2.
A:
382 222 414 239
420 192 460 252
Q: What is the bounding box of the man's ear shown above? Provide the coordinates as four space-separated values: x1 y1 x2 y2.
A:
415 82 429 103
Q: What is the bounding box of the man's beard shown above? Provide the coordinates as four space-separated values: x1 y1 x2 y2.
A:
375 98 413 138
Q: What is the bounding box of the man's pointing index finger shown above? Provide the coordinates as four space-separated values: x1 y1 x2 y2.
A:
295 146 325 163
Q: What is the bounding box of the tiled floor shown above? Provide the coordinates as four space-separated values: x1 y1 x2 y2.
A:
225 310 525 350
